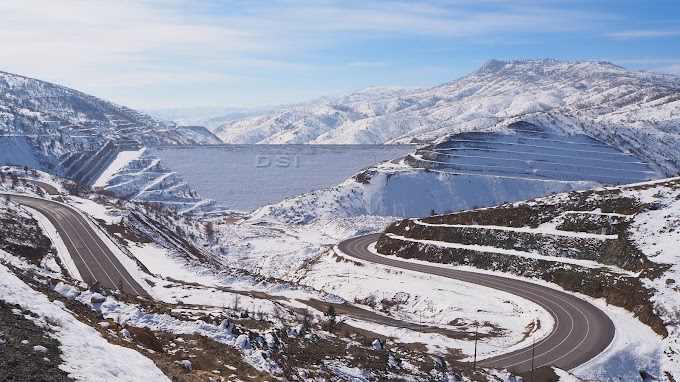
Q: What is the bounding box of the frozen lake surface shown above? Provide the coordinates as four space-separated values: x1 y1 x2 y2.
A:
149 145 415 211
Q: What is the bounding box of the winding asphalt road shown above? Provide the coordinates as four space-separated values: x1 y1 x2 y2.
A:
8 194 148 296
338 233 615 373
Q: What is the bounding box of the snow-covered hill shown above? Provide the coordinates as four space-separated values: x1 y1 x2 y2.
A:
216 59 680 175
145 106 275 129
0 69 222 149
252 123 662 222
212 86 424 144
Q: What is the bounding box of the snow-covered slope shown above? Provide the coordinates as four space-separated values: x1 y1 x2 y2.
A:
213 86 424 144
0 70 222 146
100 148 216 214
411 123 660 183
252 123 662 222
216 59 680 175
145 106 275 129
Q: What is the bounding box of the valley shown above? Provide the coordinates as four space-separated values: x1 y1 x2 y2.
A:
0 59 679 381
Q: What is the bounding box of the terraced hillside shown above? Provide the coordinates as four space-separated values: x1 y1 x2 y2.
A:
256 123 663 222
375 177 680 376
409 123 659 184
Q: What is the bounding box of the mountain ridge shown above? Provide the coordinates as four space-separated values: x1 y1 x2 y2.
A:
0 69 222 146
213 59 680 175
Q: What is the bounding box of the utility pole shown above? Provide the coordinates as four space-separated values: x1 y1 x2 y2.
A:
530 339 536 382
473 324 479 372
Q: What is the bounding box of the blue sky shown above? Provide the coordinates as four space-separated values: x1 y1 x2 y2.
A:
1 0 679 109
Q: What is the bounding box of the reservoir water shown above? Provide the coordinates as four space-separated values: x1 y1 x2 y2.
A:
149 145 415 211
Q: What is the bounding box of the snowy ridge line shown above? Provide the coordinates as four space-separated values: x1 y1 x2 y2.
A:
384 233 635 275
409 156 651 183
138 172 175 195
412 220 619 240
132 158 161 176
179 199 213 215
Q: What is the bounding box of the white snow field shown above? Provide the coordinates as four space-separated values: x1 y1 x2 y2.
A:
92 147 146 188
149 144 414 211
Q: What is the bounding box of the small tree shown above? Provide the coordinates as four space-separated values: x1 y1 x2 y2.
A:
322 304 338 332
231 294 241 313
301 309 313 333
205 221 215 241
9 174 18 189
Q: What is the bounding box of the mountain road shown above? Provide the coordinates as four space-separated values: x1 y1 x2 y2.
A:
9 194 148 296
338 233 615 373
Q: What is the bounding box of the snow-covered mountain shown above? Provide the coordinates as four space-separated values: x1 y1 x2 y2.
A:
212 86 425 144
0 70 222 146
0 70 224 212
145 106 275 129
216 59 680 175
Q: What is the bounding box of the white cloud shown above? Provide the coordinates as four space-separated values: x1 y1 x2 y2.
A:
0 0 616 106
656 65 680 75
604 29 680 39
348 62 389 68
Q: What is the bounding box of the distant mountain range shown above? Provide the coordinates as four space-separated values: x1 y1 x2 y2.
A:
144 106 277 129
213 59 680 175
